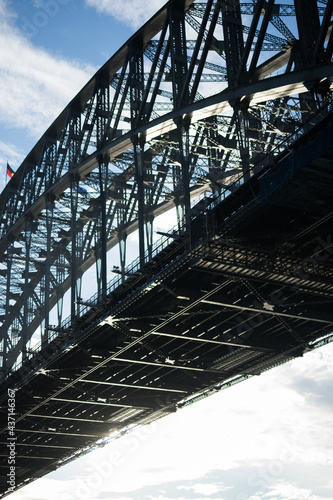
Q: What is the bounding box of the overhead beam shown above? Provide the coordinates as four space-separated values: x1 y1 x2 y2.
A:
201 299 333 324
75 379 187 393
0 455 55 461
25 414 115 424
52 397 150 409
112 356 205 371
15 428 103 438
112 356 225 373
149 330 274 352
0 442 75 450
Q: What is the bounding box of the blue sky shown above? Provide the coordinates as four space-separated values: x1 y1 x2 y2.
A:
0 0 164 190
1 1 333 499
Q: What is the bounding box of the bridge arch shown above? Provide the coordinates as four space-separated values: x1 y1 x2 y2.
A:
0 0 332 392
1 1 333 495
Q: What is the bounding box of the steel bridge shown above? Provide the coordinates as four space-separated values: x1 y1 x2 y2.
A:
1 0 333 495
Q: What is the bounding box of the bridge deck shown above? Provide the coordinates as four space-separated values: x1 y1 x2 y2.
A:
1 114 333 495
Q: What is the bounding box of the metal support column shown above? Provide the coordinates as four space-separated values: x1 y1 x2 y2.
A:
234 102 250 181
96 155 108 300
43 194 54 342
56 251 66 328
22 216 33 360
182 0 215 103
96 79 110 147
220 0 245 87
237 0 266 83
133 135 146 268
1 242 14 374
248 0 275 76
129 38 145 269
70 174 81 320
177 117 191 229
129 43 144 128
294 0 321 67
168 0 188 107
145 216 154 262
119 233 127 282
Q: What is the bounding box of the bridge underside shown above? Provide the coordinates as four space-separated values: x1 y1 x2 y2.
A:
1 114 333 493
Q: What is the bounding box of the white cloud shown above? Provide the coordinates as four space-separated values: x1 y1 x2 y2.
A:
179 482 226 496
0 0 15 20
0 140 26 191
260 483 328 500
85 0 166 30
6 476 76 500
0 0 96 141
0 140 25 166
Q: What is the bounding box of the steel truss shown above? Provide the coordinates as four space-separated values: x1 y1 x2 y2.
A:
0 0 333 377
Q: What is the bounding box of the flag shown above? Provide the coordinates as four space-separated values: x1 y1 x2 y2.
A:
78 185 88 195
6 162 14 178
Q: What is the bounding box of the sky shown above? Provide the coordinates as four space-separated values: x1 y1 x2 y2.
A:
0 1 333 499
5 342 333 500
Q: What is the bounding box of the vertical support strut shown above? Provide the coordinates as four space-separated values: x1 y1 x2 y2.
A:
96 155 109 300
205 116 224 180
188 0 219 101
129 42 144 128
22 216 33 360
248 0 275 76
68 108 81 169
129 38 146 269
293 0 322 113
314 0 333 63
70 174 82 320
68 105 83 320
1 242 14 374
43 194 54 342
44 138 57 192
96 78 110 147
56 252 65 328
177 117 191 229
145 217 154 262
220 0 245 87
237 0 266 83
168 0 188 107
294 0 321 67
119 233 127 283
133 134 146 268
235 102 251 180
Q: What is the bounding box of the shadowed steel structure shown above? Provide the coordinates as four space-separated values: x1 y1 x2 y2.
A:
1 0 333 495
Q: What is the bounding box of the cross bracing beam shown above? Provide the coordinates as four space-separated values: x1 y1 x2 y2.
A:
0 442 76 450
14 429 105 438
76 379 188 392
24 414 122 424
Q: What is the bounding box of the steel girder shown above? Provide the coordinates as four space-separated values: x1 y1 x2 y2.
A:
0 0 333 375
